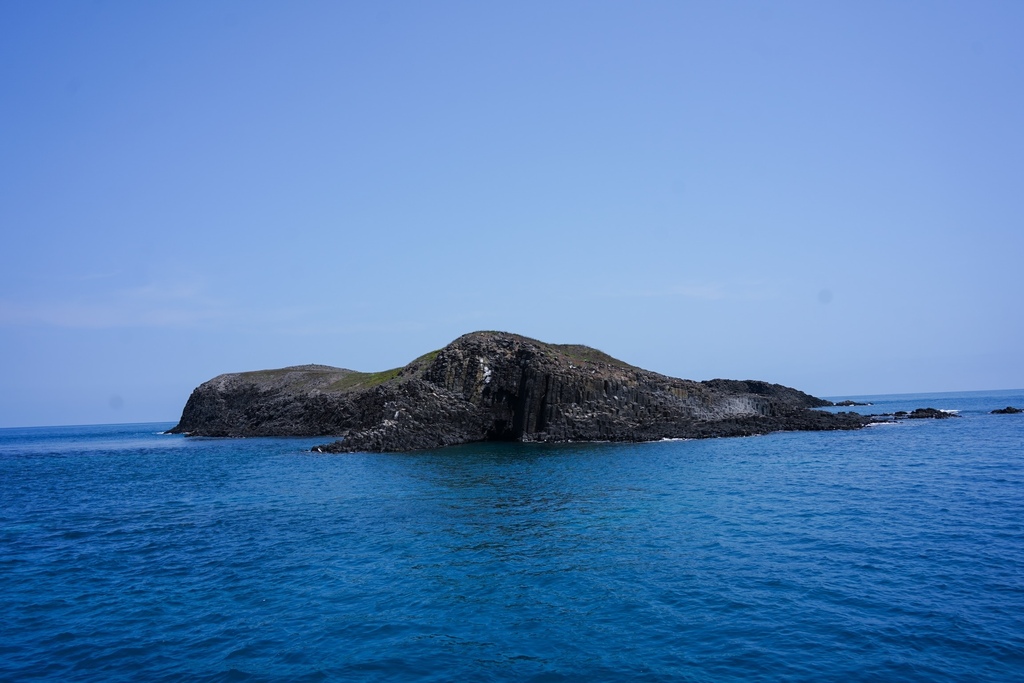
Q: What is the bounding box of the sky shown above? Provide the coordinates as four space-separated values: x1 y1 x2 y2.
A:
1 1 1022 427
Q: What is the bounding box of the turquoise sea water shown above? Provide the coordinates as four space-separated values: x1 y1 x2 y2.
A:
2 390 1023 681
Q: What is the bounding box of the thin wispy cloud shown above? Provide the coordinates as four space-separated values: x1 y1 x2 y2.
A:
0 280 227 329
598 282 779 302
0 302 222 328
75 270 124 282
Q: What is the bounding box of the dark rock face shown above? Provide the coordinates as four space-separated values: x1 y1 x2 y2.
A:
905 407 958 419
168 364 362 437
170 331 872 452
991 406 1023 414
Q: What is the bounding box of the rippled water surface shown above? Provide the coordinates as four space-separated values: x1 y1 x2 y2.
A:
3 390 1023 681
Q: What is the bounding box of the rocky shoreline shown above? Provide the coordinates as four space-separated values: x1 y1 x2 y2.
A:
170 331 887 452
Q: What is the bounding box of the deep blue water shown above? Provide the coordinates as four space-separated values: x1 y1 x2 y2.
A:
2 390 1023 682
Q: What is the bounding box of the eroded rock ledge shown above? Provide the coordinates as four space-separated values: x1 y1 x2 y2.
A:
169 331 872 452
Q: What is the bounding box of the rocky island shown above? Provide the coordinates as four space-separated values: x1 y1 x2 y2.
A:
991 406 1023 414
169 331 874 452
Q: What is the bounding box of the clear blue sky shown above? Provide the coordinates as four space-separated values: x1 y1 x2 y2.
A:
2 1 1022 427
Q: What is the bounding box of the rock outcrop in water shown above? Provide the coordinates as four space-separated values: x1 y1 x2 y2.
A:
991 406 1023 414
901 408 959 419
169 331 871 452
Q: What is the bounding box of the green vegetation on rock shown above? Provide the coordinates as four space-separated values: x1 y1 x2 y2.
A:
327 367 403 392
554 344 635 369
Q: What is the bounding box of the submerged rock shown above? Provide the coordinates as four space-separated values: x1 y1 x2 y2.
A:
169 331 872 452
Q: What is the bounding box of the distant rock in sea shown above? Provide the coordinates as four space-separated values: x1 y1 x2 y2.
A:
169 331 872 452
991 406 1023 414
904 408 959 419
832 399 871 406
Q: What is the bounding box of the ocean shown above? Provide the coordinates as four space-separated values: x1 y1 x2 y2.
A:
2 389 1022 681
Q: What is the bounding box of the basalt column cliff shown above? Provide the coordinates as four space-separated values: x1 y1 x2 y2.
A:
169 331 868 452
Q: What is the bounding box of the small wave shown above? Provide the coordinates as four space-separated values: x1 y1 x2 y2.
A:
939 409 960 414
